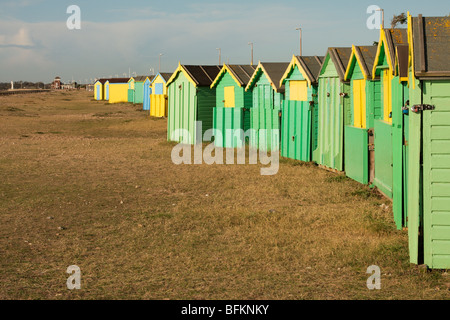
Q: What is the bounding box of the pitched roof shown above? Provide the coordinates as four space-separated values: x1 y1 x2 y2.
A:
384 28 408 67
166 64 222 87
322 47 353 81
183 65 222 86
133 75 150 82
211 64 257 88
96 78 109 84
246 62 290 92
372 28 408 77
108 78 130 84
345 45 378 80
410 14 450 78
280 56 324 87
159 73 173 82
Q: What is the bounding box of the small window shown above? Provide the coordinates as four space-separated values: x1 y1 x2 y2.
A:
155 83 164 95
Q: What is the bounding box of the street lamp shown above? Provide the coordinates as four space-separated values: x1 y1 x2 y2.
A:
248 42 253 65
296 27 302 56
159 53 164 73
216 48 221 66
376 8 385 29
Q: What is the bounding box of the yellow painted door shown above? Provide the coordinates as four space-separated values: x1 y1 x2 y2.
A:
224 86 235 108
290 80 308 101
383 69 392 123
353 79 366 129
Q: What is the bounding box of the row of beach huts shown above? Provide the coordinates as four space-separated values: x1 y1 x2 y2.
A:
94 13 450 269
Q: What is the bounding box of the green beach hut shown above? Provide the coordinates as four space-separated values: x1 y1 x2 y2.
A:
245 62 289 151
128 76 150 105
372 27 409 229
279 55 324 162
343 45 378 185
317 47 352 171
407 13 450 269
166 63 221 144
210 64 257 148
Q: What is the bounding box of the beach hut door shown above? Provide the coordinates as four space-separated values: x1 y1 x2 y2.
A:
416 82 450 268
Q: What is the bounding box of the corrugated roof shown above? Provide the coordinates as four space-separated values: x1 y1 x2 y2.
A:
228 65 258 86
108 78 130 84
261 63 290 90
182 65 222 86
354 45 378 78
295 56 324 84
211 65 257 88
246 62 290 92
327 47 353 81
384 28 408 70
158 73 173 82
412 15 450 77
133 75 150 82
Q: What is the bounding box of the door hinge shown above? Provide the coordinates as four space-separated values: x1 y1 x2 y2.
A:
411 104 435 113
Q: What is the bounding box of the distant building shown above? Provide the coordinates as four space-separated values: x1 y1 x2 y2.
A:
61 83 76 90
51 76 61 90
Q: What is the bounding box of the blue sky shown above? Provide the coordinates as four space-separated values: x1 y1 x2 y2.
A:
0 0 448 83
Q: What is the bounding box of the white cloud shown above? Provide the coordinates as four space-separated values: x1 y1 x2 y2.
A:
0 27 34 47
0 3 367 82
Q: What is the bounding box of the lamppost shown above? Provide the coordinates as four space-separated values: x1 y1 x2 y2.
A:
216 48 221 66
248 42 253 65
159 53 164 73
376 8 385 29
296 27 302 56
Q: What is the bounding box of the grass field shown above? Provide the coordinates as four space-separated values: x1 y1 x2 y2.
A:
0 90 448 300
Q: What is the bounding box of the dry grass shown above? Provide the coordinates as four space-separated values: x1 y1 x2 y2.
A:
0 90 448 300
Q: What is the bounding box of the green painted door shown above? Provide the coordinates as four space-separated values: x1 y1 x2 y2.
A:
393 81 409 229
128 89 135 103
167 74 197 144
318 77 344 171
422 80 450 269
402 108 409 228
281 100 312 162
344 125 369 184
373 120 393 198
250 108 280 151
213 107 246 148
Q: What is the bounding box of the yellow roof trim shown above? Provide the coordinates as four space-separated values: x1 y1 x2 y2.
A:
166 63 197 88
245 61 278 92
372 30 385 79
344 45 369 81
407 12 416 89
150 74 164 85
210 65 243 89
128 77 135 83
279 55 312 88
